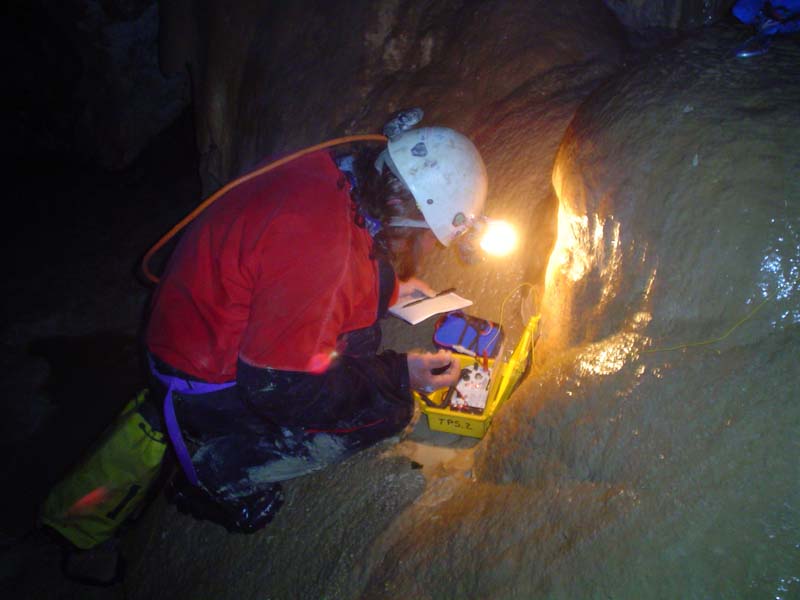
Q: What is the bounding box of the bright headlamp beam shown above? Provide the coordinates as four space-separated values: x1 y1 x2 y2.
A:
479 219 518 257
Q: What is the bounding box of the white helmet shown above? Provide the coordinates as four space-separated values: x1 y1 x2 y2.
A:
377 126 488 246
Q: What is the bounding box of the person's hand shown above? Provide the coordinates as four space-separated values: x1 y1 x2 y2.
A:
397 277 436 300
407 350 460 391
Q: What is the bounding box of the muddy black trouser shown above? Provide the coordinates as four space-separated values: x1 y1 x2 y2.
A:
148 324 412 505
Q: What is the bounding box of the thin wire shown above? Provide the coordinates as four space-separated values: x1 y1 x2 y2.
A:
484 282 537 352
481 283 769 359
486 284 769 357
642 296 771 354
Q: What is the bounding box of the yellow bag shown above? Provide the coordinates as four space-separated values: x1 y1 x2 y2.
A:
39 390 166 549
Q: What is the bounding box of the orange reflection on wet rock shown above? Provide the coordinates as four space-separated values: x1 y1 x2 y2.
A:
545 202 592 286
544 202 626 306
576 331 643 377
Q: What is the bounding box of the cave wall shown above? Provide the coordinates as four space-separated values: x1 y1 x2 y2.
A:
540 26 800 353
603 0 738 31
158 0 741 194
8 0 189 170
471 24 800 598
5 0 741 172
158 0 628 184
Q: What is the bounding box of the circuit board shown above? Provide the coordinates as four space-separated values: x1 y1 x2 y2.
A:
445 363 492 414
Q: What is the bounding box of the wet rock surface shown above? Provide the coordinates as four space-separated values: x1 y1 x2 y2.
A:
477 26 800 598
3 2 799 599
124 447 425 600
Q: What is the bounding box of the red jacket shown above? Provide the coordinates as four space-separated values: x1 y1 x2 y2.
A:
146 151 395 382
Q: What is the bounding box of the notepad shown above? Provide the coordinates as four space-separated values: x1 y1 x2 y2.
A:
388 291 473 325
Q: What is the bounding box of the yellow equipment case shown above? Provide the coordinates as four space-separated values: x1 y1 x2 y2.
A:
415 315 539 438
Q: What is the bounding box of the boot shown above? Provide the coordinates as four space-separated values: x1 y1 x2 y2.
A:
166 474 283 533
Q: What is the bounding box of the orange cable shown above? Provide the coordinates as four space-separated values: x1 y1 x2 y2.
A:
140 134 388 284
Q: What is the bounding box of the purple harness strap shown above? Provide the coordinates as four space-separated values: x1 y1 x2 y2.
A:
149 357 235 487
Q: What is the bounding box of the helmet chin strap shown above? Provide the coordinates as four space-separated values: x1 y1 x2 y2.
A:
387 217 430 229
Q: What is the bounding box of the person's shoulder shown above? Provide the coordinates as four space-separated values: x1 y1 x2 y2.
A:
249 149 338 181
222 150 338 212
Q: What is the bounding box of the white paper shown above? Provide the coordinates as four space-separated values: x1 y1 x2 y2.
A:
388 292 473 325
